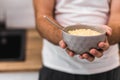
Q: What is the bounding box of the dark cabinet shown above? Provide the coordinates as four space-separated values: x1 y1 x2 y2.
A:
0 29 26 61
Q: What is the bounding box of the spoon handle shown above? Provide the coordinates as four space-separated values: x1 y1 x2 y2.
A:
43 16 64 30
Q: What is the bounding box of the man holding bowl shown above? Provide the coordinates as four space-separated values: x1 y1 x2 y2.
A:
33 0 120 80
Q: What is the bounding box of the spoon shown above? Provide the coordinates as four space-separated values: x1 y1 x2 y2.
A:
43 16 64 30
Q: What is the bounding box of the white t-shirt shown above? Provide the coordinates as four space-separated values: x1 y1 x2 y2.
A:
42 0 120 74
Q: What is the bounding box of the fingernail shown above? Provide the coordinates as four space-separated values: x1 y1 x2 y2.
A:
101 44 105 48
90 49 96 54
69 52 74 57
79 55 84 59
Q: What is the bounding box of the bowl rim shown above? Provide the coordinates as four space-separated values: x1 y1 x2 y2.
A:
62 30 106 38
62 24 106 37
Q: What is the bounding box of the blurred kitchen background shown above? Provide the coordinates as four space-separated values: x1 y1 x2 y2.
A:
0 0 42 80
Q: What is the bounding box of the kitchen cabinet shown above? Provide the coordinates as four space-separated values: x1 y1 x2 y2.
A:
0 29 42 71
0 29 42 80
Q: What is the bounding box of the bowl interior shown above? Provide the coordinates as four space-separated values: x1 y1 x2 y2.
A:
63 24 106 35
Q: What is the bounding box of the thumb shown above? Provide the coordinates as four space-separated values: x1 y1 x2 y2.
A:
59 40 67 49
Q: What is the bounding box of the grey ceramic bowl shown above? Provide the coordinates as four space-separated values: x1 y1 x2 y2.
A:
62 24 106 54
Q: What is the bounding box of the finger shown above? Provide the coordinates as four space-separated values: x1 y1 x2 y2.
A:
90 49 103 58
82 53 94 62
65 48 75 57
106 28 112 37
102 25 112 36
98 38 109 50
59 40 67 49
79 55 84 59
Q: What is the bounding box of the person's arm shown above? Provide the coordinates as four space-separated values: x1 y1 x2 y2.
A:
33 0 62 45
107 0 120 45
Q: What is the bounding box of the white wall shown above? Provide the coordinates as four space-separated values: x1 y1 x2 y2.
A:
0 71 39 80
0 0 4 21
0 0 35 29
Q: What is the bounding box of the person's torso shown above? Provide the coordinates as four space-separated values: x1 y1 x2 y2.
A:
42 0 120 74
55 0 110 26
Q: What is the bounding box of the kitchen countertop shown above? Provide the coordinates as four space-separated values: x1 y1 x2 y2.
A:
0 29 42 72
